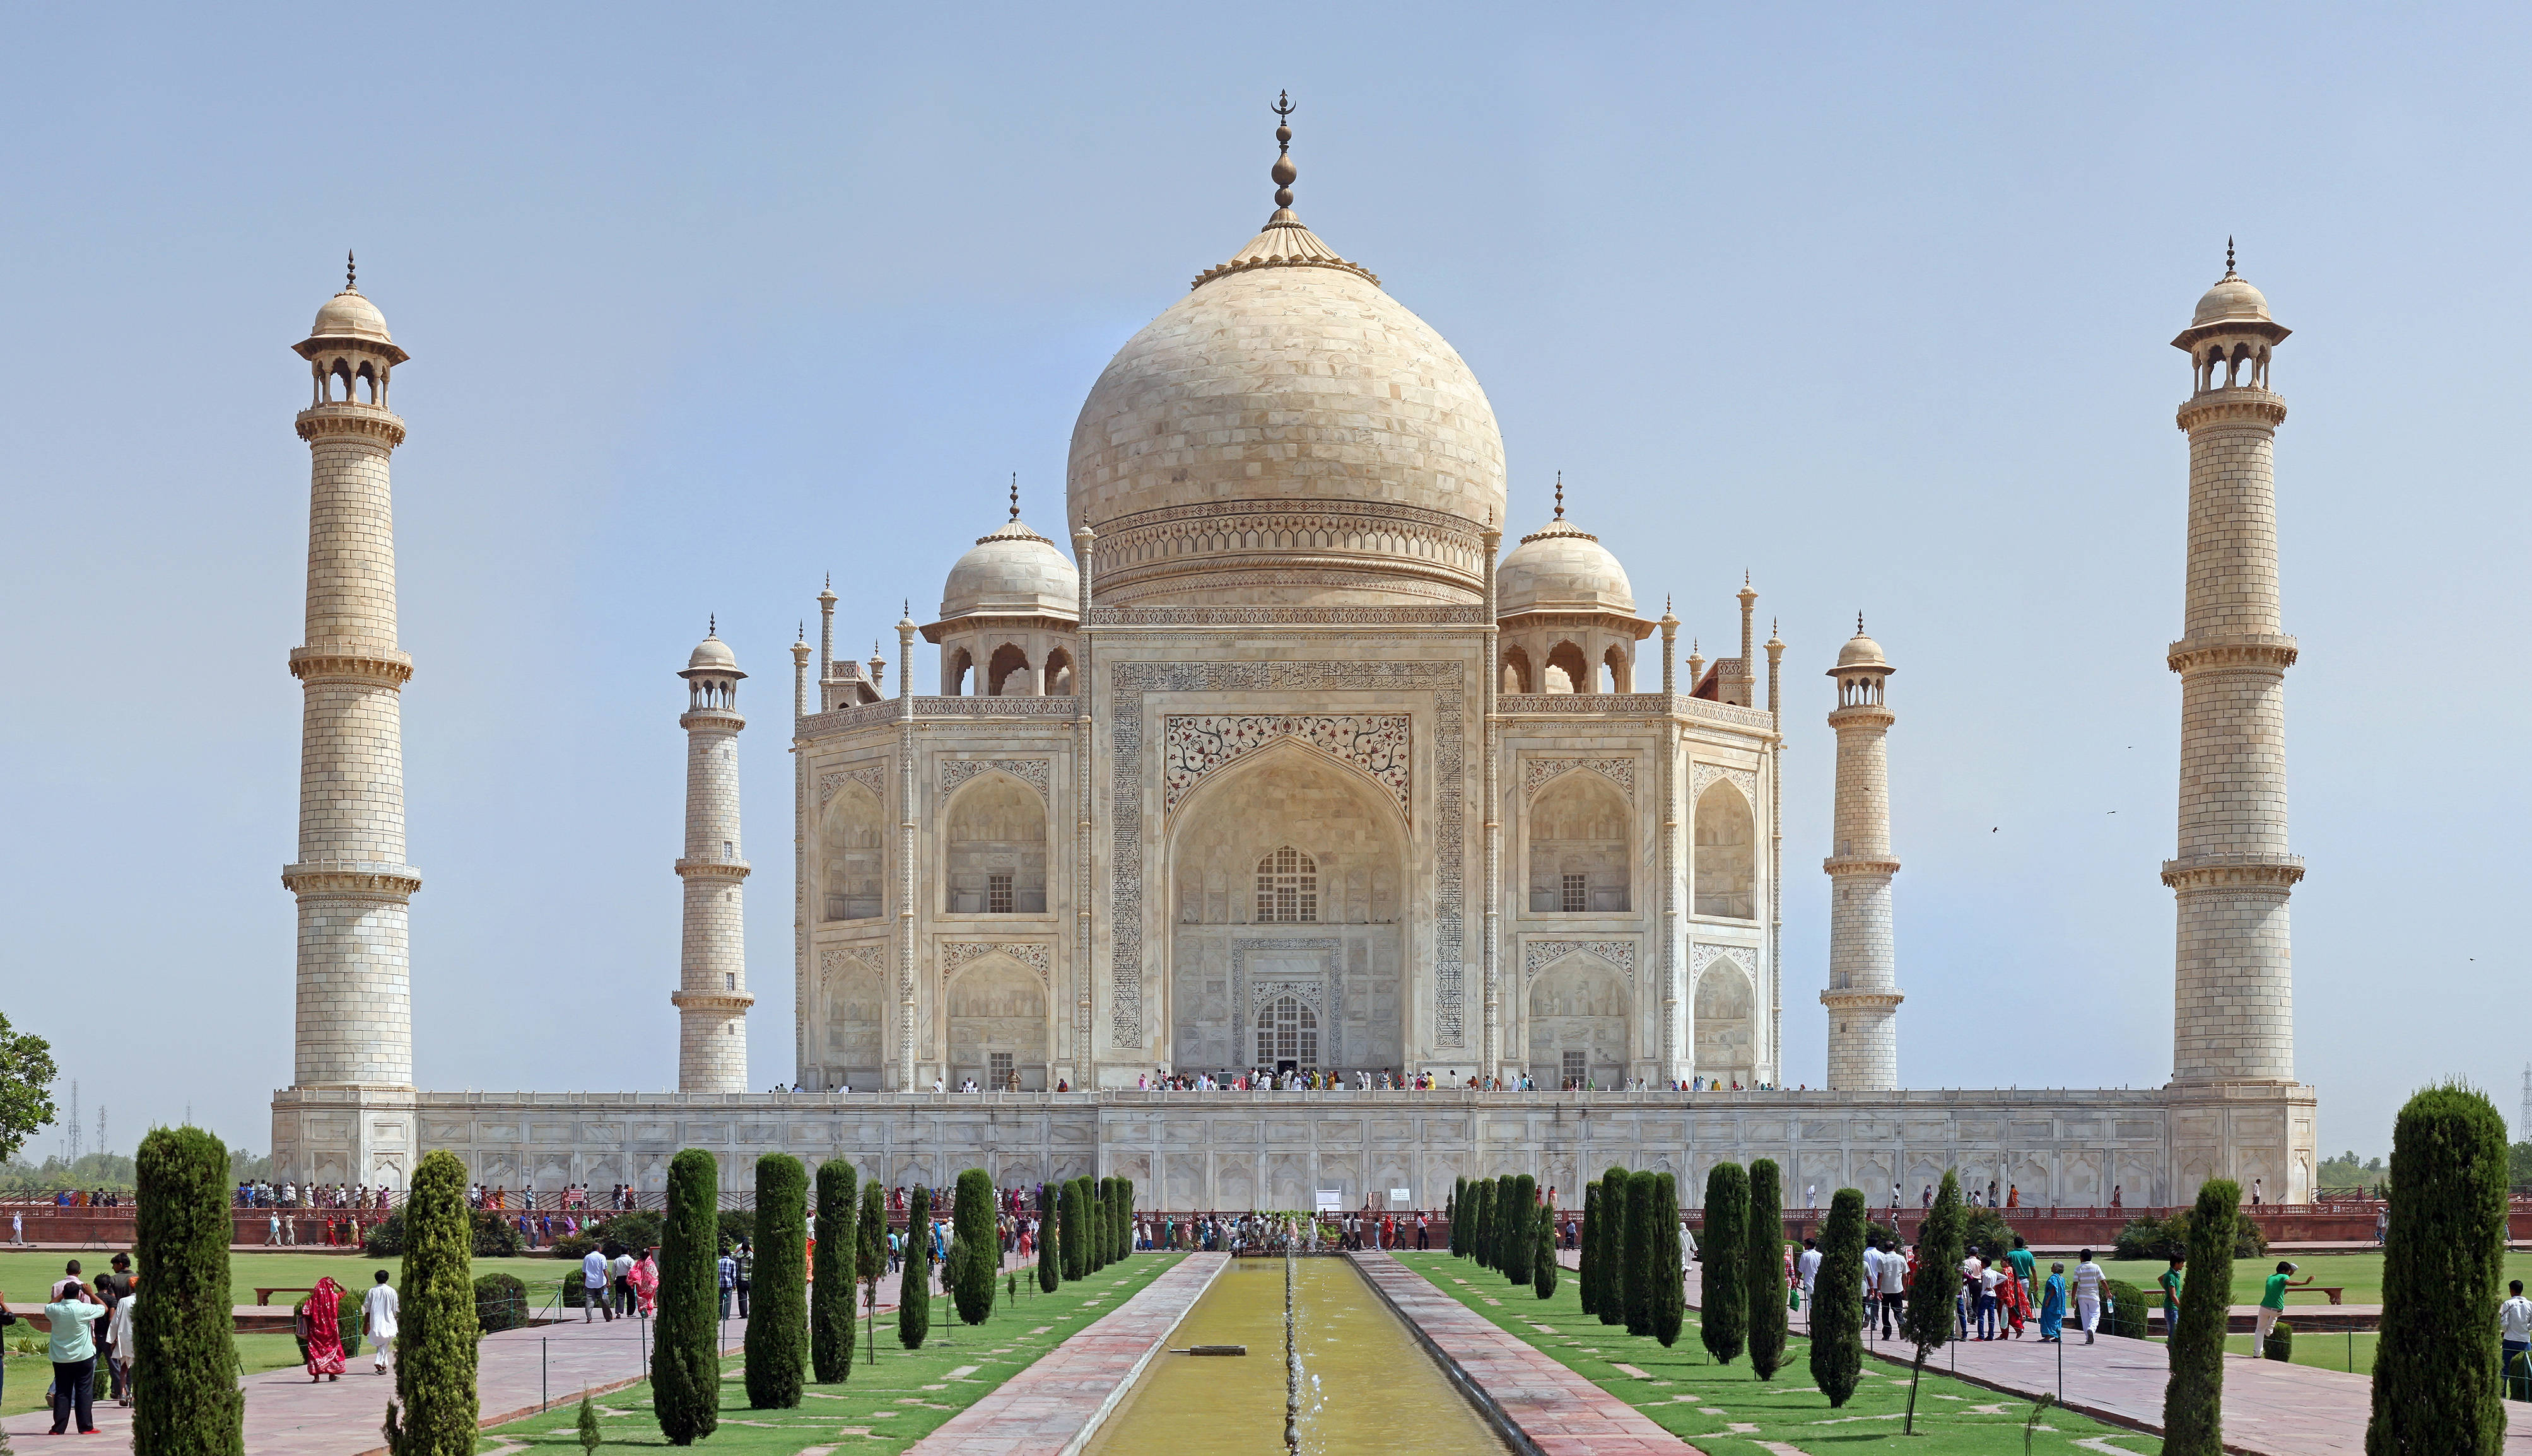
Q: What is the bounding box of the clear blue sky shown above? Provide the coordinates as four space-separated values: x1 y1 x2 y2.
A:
3 4 2522 1165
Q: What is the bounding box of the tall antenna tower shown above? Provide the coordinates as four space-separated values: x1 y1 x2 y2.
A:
2519 1063 2530 1143
97 1106 107 1162
66 1080 80 1165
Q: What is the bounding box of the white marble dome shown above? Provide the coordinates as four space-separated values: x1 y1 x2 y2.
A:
940 517 1079 620
686 634 741 674
1497 516 1634 616
2191 274 2271 329
1065 210 1506 607
1836 630 1888 668
310 288 394 346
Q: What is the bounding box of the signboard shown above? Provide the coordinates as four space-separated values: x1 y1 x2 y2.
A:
1314 1189 1342 1213
1390 1188 1412 1204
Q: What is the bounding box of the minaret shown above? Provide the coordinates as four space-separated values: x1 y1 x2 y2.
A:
284 255 419 1092
674 622 753 1093
1820 617 1901 1090
2164 244 2299 1086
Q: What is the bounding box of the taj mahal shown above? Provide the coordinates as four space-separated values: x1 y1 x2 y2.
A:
268 105 2316 1210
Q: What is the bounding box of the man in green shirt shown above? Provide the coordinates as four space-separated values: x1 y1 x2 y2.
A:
2254 1260 2296 1353
2158 1255 2185 1348
2007 1237 2038 1312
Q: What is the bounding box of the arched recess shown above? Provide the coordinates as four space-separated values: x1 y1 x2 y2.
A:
1693 781 1756 919
1692 957 1755 1081
986 643 1030 696
820 781 886 921
1526 952 1629 1088
819 953 886 1089
1500 646 1532 694
944 648 974 696
946 956 1048 1090
1042 647 1074 696
1603 644 1632 694
943 773 1047 914
1527 771 1629 913
1544 640 1591 694
1165 739 1409 1073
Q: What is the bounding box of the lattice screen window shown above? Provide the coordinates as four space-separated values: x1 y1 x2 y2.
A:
1255 846 1318 923
1562 1050 1586 1088
988 872 1015 914
1255 995 1320 1068
1561 873 1588 913
989 1051 1014 1090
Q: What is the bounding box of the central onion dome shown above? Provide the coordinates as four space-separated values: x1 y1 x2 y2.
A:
1066 98 1506 607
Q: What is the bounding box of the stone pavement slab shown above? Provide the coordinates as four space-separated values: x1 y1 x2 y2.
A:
1353 1252 1697 1456
906 1252 1225 1456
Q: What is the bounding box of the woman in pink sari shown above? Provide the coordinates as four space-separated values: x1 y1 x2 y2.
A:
301 1276 348 1381
630 1248 660 1317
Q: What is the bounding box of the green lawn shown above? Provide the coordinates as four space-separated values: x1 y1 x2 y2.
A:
2101 1251 2532 1309
479 1254 1182 1453
1393 1254 2160 1455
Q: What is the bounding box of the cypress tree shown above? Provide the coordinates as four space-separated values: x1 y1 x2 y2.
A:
1533 1204 1558 1299
1597 1167 1629 1327
855 1179 887 1363
2163 1179 2239 1456
1120 1177 1137 1259
1496 1174 1518 1273
1697 1163 1747 1360
1576 1184 1599 1317
951 1169 996 1325
1079 1177 1103 1272
1467 1180 1491 1268
1448 1179 1464 1255
1503 1174 1535 1284
1899 1170 1966 1435
1036 1184 1060 1292
898 1185 932 1348
1745 1158 1789 1378
650 1149 720 1443
2369 1082 2510 1456
1650 1172 1684 1348
746 1153 809 1409
1059 1179 1086 1281
1621 1171 1657 1337
384 1149 476 1456
132 1125 241 1456
812 1159 857 1383
576 1393 601 1453
1808 1188 1868 1407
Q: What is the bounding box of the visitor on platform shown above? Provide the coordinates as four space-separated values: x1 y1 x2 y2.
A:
301 1276 349 1382
2039 1261 2067 1341
364 1269 398 1375
582 1243 612 1322
2072 1250 2106 1344
45 1279 107 1433
2252 1261 2294 1353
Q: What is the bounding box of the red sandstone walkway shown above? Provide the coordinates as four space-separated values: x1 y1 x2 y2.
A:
1354 1252 1696 1455
905 1252 1226 1456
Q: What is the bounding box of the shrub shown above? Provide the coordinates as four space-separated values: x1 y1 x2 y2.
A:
471 1273 528 1335
1745 1159 1788 1378
385 1150 477 1456
1899 1170 1964 1435
576 1394 600 1453
134 1127 242 1456
1808 1188 1867 1407
365 1207 522 1260
550 1210 661 1264
1596 1167 1628 1328
651 1149 720 1446
1651 1172 1685 1348
1532 1206 1557 1299
812 1159 857 1383
1960 1206 2018 1263
1503 1174 1535 1284
2115 1209 2266 1263
2101 1278 2152 1339
1697 1163 1747 1359
898 1185 932 1349
2265 1317 2292 1362
951 1169 996 1325
1576 1184 1600 1317
2161 1179 2237 1456
2369 1081 2510 1456
746 1153 809 1409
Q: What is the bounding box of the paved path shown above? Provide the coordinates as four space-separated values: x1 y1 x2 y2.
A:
1354 1252 1696 1455
904 1252 1224 1456
1 1306 747 1453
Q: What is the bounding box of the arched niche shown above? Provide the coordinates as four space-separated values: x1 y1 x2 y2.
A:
946 957 1048 1090
1544 640 1591 694
819 781 886 921
1526 953 1629 1088
1501 645 1533 694
943 773 1047 914
819 953 886 1089
1042 646 1075 696
1693 780 1755 919
1527 771 1629 913
1692 957 1754 1080
986 643 1031 696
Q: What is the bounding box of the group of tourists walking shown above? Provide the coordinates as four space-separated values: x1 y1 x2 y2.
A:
1791 1235 2113 1346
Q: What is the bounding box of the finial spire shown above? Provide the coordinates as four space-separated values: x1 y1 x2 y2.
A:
344 250 357 293
708 613 717 638
1270 90 1298 211
1553 471 1564 520
1009 472 1020 521
1856 611 1865 634
2226 236 2236 276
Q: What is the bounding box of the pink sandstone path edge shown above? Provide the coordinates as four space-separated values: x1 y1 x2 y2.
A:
905 1252 1228 1456
1351 1252 1699 1456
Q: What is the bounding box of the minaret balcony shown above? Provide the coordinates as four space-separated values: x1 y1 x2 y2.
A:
2165 634 2297 674
1821 854 1900 877
2176 389 2285 431
674 858 751 882
282 862 423 897
2160 853 2303 892
288 644 413 686
294 402 407 446
1818 989 1904 1011
671 989 755 1013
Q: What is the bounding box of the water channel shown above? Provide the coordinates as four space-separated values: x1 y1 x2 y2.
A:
1082 1258 1513 1456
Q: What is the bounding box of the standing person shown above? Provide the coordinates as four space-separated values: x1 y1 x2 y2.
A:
608 1243 636 1318
300 1275 348 1382
1417 1211 1430 1249
630 1248 659 1318
2039 1262 2067 1342
2253 1261 2295 1354
718 1245 738 1319
2071 1249 2106 1345
45 1279 107 1435
2006 1236 2037 1312
735 1238 754 1319
2159 1254 2186 1346
1796 1238 1822 1329
92 1253 132 1404
363 1269 399 1375
2251 1178 2264 1208
1875 1240 1908 1339
582 1241 612 1322
106 1274 138 1404
2501 1280 2532 1400
9 1209 20 1244
1861 1240 1884 1334
266 1210 282 1246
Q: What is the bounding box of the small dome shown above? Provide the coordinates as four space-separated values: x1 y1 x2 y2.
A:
310 288 393 346
1498 516 1635 617
1836 631 1887 669
941 518 1080 621
686 635 740 674
2191 274 2271 329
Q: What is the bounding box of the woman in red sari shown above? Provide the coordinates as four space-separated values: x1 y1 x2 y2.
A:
301 1276 348 1381
629 1248 660 1317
